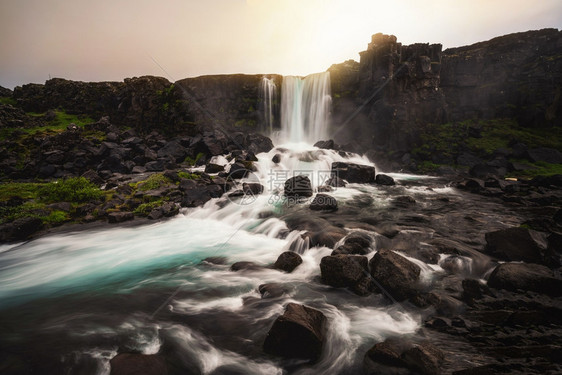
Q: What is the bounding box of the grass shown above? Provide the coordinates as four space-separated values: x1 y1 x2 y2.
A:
184 152 206 166
131 174 173 192
39 177 103 203
0 96 17 106
133 199 165 216
178 171 200 180
507 161 562 179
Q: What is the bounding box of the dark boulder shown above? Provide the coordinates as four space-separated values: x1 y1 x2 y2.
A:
245 133 274 154
333 232 373 255
469 164 505 178
272 154 281 164
273 251 303 273
0 217 44 242
375 174 395 186
369 250 421 301
204 163 224 173
109 353 167 375
180 181 223 207
331 162 376 183
364 339 408 374
313 140 335 149
401 342 445 375
309 193 338 211
525 147 562 164
325 176 347 188
263 303 327 361
320 254 368 288
157 141 187 163
230 261 263 271
284 175 313 198
147 202 179 220
487 262 562 297
81 169 104 186
392 195 416 207
107 212 134 223
484 227 552 265
227 162 250 179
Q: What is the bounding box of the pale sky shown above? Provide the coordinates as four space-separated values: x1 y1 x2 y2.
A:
1 0 561 89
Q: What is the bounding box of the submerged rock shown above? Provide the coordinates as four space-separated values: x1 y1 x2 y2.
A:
263 303 327 361
375 174 395 186
309 193 338 211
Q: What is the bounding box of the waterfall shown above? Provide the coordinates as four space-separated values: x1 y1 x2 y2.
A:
260 77 277 134
280 72 331 144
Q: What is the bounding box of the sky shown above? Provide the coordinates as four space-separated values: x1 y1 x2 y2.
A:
1 0 561 89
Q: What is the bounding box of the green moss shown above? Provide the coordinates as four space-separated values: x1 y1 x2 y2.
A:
177 171 200 180
184 152 205 166
507 161 562 179
42 210 69 225
0 182 42 201
133 199 164 216
39 177 103 203
0 97 16 106
131 173 172 192
417 161 443 174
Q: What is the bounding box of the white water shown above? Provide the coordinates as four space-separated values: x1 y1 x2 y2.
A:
0 71 465 374
260 77 277 134
280 72 331 143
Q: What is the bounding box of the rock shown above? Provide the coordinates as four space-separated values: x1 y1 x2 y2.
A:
456 152 482 167
147 202 179 220
320 254 368 288
308 227 347 248
109 353 168 375
369 250 421 301
375 174 395 185
227 162 250 179
484 227 552 265
469 164 505 178
230 261 262 271
525 147 562 164
325 176 347 188
284 175 313 198
309 193 338 211
0 217 44 242
462 278 494 304
313 140 335 149
392 195 416 206
242 183 263 195
204 163 224 173
273 251 303 273
331 162 376 183
258 283 287 298
144 160 166 172
107 212 134 223
245 133 274 154
334 231 373 255
180 182 222 207
364 339 409 374
487 262 562 297
271 154 281 164
263 303 327 361
401 342 445 375
81 169 104 185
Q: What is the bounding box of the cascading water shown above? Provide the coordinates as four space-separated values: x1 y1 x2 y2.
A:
280 72 331 144
260 77 277 134
0 70 481 375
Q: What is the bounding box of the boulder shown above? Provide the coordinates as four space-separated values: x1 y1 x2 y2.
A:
284 175 313 198
525 147 562 164
325 176 347 188
331 162 376 183
364 339 408 373
333 232 372 255
263 303 327 361
107 212 134 223
230 261 263 271
273 251 303 273
258 283 287 298
487 262 562 297
272 154 281 164
309 193 338 211
369 250 421 301
157 140 187 162
401 343 445 375
469 164 505 178
375 174 395 186
484 227 551 265
109 353 167 375
204 163 224 173
0 217 44 242
320 254 368 288
180 182 223 207
313 140 335 149
227 162 250 179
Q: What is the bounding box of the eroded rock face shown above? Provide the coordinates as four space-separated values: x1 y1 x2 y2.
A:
263 303 327 361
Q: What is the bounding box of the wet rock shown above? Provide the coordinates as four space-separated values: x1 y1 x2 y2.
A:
331 162 376 183
334 231 372 255
401 342 445 375
273 251 303 273
320 254 368 288
309 193 338 211
109 353 168 375
313 139 335 149
204 163 224 173
230 261 262 271
392 195 416 207
375 174 396 186
258 283 287 298
484 227 552 265
202 256 228 265
369 250 421 301
81 169 104 185
325 176 347 188
227 162 250 179
147 202 179 220
364 339 409 375
0 217 44 242
487 262 562 297
263 303 326 361
271 154 281 164
242 183 263 196
107 212 134 223
525 147 562 164
462 278 494 305
284 175 313 198
308 227 347 248
180 182 223 207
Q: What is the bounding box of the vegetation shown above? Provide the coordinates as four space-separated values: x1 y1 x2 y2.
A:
133 199 165 216
184 152 206 166
39 177 103 203
131 173 173 192
177 171 200 180
0 96 17 106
